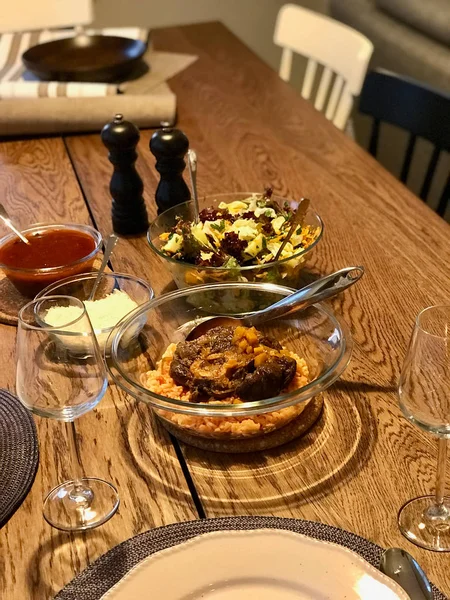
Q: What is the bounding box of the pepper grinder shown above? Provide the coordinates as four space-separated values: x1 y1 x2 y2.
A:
150 126 191 214
101 114 149 235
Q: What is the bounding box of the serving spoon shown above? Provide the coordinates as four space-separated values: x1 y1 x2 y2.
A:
88 234 118 301
186 265 364 340
187 149 200 223
380 548 433 600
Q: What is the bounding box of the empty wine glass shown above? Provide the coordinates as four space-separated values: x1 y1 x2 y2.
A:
398 305 450 551
16 295 119 531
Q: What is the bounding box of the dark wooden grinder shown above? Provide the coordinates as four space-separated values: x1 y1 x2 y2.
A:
101 114 149 235
149 125 191 214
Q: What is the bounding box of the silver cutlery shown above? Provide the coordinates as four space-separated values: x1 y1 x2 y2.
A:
186 265 364 340
380 548 433 600
187 149 200 223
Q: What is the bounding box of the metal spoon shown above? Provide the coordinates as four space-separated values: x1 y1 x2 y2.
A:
0 204 30 245
187 149 200 223
380 548 433 600
88 234 118 301
186 265 364 340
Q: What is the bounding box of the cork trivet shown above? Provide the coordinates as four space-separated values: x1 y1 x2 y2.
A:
0 257 106 327
157 395 324 453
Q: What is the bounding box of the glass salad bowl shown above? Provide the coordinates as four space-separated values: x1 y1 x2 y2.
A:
107 282 352 452
147 193 323 289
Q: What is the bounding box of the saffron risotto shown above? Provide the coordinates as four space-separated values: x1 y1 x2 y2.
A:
141 343 310 439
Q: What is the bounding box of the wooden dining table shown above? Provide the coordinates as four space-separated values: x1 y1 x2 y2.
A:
1 21 450 599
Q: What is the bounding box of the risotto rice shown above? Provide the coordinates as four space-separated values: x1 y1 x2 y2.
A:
141 343 310 439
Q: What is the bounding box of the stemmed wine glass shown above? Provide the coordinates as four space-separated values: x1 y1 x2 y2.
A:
398 305 450 551
16 295 119 531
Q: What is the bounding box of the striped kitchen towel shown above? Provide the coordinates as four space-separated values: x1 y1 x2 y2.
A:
0 27 148 98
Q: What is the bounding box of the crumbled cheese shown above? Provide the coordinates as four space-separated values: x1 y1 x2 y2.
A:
230 219 258 241
290 230 303 247
267 240 295 259
254 206 277 219
271 215 286 235
191 222 213 249
161 232 183 254
44 290 138 352
267 240 282 257
218 200 248 215
246 197 258 213
45 305 84 327
202 220 223 243
244 233 265 258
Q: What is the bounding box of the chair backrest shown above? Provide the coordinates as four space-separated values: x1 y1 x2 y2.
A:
359 69 450 218
1 0 92 33
274 3 373 130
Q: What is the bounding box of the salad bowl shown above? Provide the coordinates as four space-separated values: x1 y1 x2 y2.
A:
147 192 323 288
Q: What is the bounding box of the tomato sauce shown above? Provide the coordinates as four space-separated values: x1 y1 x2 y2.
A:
0 228 98 297
0 229 96 269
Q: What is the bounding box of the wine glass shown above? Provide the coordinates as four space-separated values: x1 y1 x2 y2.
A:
398 305 450 551
16 295 119 531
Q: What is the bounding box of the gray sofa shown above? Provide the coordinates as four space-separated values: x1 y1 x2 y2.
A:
330 0 450 92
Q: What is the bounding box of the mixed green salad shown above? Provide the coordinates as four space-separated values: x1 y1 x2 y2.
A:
159 189 318 268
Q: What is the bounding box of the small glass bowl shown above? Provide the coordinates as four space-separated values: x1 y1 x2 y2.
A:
36 272 154 354
0 223 102 297
107 282 352 449
147 193 323 289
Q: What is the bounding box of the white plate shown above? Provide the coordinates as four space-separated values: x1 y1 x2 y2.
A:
103 529 409 600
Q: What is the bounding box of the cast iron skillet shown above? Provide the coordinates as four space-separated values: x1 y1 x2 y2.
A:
22 35 147 82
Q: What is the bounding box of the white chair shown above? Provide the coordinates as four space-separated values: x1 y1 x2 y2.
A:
274 3 373 131
1 0 92 33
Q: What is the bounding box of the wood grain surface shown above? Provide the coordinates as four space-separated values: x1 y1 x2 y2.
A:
66 22 450 595
0 139 197 600
1 21 450 599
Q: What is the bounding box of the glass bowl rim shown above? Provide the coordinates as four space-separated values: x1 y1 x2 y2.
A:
107 281 352 417
147 192 324 272
19 294 92 334
35 271 155 334
0 223 102 274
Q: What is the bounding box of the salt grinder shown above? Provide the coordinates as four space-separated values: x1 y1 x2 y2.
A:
149 126 191 214
101 114 149 235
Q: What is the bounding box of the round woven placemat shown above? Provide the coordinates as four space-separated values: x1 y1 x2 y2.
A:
0 389 39 527
56 515 447 600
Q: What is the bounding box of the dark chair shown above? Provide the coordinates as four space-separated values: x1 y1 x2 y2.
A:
359 69 450 218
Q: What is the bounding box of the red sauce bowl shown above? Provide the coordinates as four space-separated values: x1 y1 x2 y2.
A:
0 223 102 297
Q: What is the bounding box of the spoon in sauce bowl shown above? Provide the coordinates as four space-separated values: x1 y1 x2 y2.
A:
0 204 30 245
88 234 118 301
